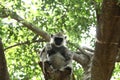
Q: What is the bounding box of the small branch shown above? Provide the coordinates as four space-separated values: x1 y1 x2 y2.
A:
4 39 46 51
82 46 94 52
68 41 94 56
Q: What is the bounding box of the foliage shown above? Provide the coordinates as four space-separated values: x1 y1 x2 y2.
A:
0 0 120 80
112 63 120 80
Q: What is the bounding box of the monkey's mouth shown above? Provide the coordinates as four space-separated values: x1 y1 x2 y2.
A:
54 37 63 45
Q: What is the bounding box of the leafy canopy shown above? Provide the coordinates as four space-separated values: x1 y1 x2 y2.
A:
0 0 97 80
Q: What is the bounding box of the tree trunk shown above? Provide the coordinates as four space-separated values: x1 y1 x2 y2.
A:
38 61 75 80
91 0 120 80
0 38 10 80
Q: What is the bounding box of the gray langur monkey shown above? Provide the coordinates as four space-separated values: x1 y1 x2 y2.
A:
40 33 73 74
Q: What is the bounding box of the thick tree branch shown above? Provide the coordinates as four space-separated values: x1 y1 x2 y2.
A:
0 4 50 41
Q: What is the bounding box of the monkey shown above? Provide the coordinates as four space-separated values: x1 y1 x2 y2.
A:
40 33 73 74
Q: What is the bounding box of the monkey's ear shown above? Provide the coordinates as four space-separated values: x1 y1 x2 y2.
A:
64 35 67 39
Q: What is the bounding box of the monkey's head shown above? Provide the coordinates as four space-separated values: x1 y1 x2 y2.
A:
50 33 67 47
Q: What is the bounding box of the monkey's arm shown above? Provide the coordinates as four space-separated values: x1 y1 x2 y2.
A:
40 48 48 62
59 50 73 73
40 43 52 61
63 49 73 69
64 48 73 61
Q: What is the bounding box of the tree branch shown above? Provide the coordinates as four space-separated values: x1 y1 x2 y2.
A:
0 38 10 80
4 39 46 51
0 4 50 41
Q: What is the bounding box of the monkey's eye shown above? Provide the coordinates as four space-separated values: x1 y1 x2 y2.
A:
54 37 63 45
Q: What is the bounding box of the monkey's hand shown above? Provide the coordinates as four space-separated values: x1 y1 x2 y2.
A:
64 49 73 61
59 65 72 74
45 43 52 50
47 49 56 56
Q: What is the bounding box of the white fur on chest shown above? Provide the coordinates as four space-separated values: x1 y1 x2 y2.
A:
49 52 66 69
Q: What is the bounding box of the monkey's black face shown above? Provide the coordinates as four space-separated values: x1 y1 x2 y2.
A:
54 37 63 46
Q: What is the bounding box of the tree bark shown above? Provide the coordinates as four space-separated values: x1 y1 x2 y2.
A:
91 0 120 80
0 38 10 80
38 61 75 80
